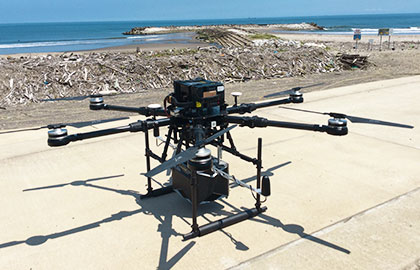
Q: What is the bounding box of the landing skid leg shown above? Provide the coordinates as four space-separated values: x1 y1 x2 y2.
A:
183 206 267 241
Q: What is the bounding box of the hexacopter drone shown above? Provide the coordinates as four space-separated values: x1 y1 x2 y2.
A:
45 78 413 240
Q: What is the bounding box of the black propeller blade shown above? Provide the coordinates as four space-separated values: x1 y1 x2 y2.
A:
0 117 130 135
143 125 237 178
278 106 414 129
263 83 324 98
41 95 92 102
41 92 115 102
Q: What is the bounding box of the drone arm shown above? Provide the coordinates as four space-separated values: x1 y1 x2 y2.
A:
90 102 166 117
105 104 167 116
226 116 346 135
227 98 292 114
48 118 171 147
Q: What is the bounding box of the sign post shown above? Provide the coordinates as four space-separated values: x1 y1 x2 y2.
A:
388 28 393 49
368 39 374 51
353 29 361 50
378 28 390 51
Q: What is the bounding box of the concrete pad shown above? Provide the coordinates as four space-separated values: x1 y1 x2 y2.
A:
231 187 420 270
0 76 419 269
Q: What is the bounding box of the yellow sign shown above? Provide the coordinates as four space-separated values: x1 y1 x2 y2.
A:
196 101 202 108
378 28 390 36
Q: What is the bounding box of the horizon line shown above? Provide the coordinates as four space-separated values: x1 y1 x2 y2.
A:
1 12 420 25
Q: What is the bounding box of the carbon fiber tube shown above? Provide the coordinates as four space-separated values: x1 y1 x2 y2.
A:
183 206 267 240
227 98 291 114
48 118 172 147
68 125 131 142
97 104 167 116
226 115 325 132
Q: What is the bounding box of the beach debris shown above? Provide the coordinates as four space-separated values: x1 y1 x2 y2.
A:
0 40 341 107
304 43 327 49
337 53 369 69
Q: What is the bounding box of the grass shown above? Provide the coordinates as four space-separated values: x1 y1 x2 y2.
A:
248 33 278 40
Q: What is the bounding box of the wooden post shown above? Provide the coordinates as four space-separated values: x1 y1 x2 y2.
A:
379 35 383 51
388 35 391 50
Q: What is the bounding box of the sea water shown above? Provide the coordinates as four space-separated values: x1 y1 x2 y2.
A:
0 13 419 55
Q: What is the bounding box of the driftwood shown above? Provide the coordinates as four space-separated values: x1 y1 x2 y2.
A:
0 40 341 107
337 53 369 69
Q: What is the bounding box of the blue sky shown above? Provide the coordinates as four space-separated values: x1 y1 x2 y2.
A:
1 0 420 23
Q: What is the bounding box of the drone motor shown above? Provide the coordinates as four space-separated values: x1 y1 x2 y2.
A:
290 89 304 103
327 118 348 136
47 127 68 147
90 96 105 110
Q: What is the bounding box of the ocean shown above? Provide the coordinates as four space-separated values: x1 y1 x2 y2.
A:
0 13 419 55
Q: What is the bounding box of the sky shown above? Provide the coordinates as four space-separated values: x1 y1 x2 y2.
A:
1 0 420 23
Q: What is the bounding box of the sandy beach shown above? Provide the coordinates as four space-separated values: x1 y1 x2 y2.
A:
275 33 420 43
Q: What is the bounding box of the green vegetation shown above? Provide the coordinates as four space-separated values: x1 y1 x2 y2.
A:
248 33 278 40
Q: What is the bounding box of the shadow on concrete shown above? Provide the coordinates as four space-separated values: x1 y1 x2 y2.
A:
251 213 351 254
230 161 292 188
22 174 125 192
3 174 245 269
216 199 350 254
202 215 249 251
5 171 346 269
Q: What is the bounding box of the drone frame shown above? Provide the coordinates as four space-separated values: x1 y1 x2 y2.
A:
46 84 412 240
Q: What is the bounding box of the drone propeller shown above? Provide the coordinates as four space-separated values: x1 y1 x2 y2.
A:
143 125 237 178
41 95 92 102
0 117 130 135
41 91 118 102
278 106 414 129
263 83 324 99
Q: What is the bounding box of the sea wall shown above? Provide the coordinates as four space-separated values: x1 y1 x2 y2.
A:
123 23 324 35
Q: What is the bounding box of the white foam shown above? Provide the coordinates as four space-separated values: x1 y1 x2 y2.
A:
0 39 106 49
127 35 159 39
352 27 420 35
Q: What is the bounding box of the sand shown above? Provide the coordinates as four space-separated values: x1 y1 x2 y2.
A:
275 33 420 44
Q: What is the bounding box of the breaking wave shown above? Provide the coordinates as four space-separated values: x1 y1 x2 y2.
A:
352 27 420 35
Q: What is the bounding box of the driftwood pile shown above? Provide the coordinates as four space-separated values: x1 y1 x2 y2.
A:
337 53 369 69
0 41 341 107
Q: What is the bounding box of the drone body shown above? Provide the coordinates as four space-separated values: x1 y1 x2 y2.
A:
45 78 413 240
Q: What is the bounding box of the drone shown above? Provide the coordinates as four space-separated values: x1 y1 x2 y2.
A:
44 78 413 240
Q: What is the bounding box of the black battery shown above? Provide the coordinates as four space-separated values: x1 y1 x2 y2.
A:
173 78 225 107
172 159 229 203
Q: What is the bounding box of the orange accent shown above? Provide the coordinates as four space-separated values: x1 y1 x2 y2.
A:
203 90 216 98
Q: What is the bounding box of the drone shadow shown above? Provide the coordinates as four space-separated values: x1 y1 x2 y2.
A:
250 213 351 254
218 199 350 254
2 174 244 269
2 171 348 270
